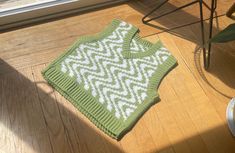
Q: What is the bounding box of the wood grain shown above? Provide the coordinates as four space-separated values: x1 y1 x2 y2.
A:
0 0 235 153
0 0 232 70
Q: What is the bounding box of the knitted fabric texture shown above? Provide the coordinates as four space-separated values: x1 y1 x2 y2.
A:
42 19 177 139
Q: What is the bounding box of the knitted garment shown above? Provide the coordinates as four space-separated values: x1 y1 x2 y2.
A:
42 19 177 139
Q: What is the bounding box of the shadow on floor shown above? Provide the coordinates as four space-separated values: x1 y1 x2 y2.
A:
1 60 235 153
194 41 235 99
0 1 235 152
129 0 235 98
0 59 124 153
149 124 235 153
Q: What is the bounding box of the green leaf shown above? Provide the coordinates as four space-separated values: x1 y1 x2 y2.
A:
209 23 235 43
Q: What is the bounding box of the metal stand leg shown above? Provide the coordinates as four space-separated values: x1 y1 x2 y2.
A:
142 0 199 23
142 0 206 68
199 0 207 69
206 0 217 69
142 0 217 70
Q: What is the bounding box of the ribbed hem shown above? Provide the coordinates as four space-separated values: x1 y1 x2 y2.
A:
42 55 177 139
42 67 125 139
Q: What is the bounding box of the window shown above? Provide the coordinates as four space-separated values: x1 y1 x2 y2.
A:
0 0 127 30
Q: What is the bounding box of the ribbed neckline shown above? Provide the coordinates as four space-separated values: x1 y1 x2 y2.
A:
121 24 165 59
122 34 164 59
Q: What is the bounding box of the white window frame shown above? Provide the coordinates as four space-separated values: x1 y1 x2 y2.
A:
0 0 127 30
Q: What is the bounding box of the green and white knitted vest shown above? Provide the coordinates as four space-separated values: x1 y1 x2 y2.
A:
42 19 177 139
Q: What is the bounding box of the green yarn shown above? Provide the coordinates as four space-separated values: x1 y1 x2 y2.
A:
42 19 177 139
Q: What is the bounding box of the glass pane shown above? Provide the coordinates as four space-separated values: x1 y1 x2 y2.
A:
0 0 57 12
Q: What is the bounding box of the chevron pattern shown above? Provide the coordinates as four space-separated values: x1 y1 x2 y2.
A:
129 38 149 53
60 21 171 120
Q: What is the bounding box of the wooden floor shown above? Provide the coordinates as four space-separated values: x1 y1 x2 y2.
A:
1 0 235 153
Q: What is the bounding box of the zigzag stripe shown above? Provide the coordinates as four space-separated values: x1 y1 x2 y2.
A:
72 60 146 103
71 48 153 92
81 42 156 83
71 45 151 90
130 39 146 53
130 39 140 52
80 43 119 62
80 44 145 79
70 56 148 113
60 21 172 120
104 24 132 43
68 59 140 98
66 59 144 106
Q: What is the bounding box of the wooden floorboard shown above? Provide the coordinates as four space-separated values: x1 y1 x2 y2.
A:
0 0 232 70
0 0 235 153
